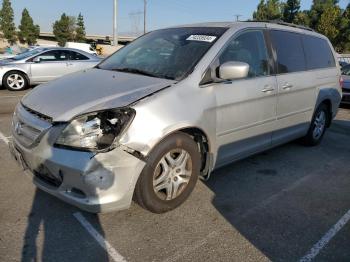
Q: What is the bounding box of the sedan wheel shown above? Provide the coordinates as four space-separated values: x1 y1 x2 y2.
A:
4 72 28 91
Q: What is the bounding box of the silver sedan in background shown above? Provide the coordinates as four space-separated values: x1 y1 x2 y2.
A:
0 47 101 91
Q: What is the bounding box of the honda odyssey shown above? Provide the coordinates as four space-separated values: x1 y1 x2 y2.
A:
9 22 342 213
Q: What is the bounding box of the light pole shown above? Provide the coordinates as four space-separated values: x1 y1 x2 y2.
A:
234 14 242 22
144 0 147 34
113 0 118 46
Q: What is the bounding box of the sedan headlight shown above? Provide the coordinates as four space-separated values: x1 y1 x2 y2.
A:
55 108 135 151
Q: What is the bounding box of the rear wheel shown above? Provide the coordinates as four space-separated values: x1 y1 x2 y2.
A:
3 71 28 91
300 103 329 146
134 132 200 213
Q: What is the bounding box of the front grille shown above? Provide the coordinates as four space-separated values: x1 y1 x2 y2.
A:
21 104 52 123
12 104 52 148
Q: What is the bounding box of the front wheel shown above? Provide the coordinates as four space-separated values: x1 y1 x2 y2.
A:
300 103 329 146
3 71 28 91
134 132 200 213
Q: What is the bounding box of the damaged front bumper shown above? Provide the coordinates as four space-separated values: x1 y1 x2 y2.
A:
9 129 146 213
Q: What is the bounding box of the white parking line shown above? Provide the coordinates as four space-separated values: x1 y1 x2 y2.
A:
0 131 9 144
0 95 24 99
163 231 218 262
73 212 127 262
299 209 350 262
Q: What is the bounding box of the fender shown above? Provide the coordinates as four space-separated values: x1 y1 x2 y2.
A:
1 68 30 85
315 88 342 120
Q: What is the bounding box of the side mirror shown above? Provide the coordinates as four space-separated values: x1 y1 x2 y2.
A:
218 61 249 80
32 57 41 63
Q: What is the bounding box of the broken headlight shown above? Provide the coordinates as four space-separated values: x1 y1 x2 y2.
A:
55 108 135 151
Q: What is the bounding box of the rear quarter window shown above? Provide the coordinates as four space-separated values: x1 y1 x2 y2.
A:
302 35 336 70
270 30 306 74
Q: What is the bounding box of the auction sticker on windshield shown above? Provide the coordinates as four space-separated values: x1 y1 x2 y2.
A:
186 35 217 42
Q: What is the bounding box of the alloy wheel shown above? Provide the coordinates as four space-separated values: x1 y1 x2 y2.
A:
153 149 192 201
7 74 25 90
312 110 326 140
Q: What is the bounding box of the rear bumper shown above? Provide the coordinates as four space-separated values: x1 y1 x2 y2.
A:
9 133 146 213
341 91 350 104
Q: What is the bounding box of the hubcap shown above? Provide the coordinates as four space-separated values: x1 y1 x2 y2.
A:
312 110 326 140
7 74 25 90
153 149 192 201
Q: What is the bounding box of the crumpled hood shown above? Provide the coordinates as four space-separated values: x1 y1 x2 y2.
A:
21 68 176 121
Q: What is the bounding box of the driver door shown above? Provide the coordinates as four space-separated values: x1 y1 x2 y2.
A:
29 50 70 83
211 30 278 167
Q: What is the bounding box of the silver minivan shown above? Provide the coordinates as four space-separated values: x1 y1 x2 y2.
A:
9 22 342 213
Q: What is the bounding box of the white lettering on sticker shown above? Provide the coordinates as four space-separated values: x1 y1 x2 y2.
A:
186 35 217 43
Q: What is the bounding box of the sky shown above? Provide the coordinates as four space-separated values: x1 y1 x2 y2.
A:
10 0 350 36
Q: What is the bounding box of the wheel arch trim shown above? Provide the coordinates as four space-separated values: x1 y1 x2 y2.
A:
2 69 30 86
315 88 341 121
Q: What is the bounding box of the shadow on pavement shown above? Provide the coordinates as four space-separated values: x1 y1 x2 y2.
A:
21 189 109 262
203 118 350 261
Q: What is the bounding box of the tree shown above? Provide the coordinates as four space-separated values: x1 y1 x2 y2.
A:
75 13 86 42
336 4 350 52
309 0 339 29
0 0 16 44
317 6 341 44
283 0 301 23
250 0 349 52
53 13 76 46
18 8 40 45
253 0 282 21
294 10 311 26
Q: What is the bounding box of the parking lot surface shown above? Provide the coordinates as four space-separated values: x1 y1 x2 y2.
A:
0 88 350 262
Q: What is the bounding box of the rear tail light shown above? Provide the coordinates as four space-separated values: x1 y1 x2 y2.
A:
340 76 344 88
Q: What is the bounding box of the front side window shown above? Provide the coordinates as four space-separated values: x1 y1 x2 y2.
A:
98 27 227 80
270 30 306 74
34 50 69 62
218 30 270 78
303 35 335 70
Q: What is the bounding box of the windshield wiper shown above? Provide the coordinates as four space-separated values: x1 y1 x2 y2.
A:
111 67 160 78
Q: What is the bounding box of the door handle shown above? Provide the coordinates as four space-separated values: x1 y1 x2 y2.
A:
261 85 275 93
66 62 73 66
282 83 293 90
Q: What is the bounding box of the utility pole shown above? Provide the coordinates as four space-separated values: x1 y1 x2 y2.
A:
144 0 147 34
234 14 242 22
113 0 118 46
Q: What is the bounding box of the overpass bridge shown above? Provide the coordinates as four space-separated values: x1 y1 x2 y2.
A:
39 32 136 45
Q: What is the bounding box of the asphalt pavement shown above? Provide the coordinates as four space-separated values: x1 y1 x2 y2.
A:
0 88 350 262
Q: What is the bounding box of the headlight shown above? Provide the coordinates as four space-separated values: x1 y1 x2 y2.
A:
55 108 135 151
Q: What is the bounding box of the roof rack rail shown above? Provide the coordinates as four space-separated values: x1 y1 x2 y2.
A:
244 20 315 32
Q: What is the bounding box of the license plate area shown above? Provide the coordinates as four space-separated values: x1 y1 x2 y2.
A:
9 142 28 170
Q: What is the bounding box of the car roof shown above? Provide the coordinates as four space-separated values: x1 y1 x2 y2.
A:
39 46 91 53
168 21 327 39
30 47 98 59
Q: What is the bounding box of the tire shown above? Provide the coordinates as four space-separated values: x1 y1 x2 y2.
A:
300 103 329 146
3 71 28 91
134 132 200 213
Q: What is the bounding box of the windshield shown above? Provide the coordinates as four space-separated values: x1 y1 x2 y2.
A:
13 48 45 60
98 27 227 80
